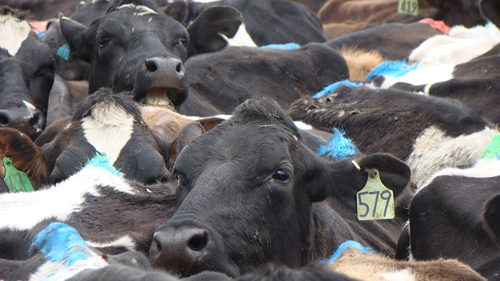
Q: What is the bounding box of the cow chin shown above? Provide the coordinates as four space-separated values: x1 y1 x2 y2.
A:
149 222 240 278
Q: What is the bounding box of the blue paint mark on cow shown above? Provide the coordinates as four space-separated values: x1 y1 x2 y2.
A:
86 153 121 175
365 60 420 81
30 222 90 266
322 240 374 263
260 43 300 50
317 128 357 159
313 79 361 98
57 43 70 61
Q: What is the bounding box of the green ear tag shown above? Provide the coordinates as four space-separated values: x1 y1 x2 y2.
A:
398 0 419 16
3 157 34 193
357 168 394 221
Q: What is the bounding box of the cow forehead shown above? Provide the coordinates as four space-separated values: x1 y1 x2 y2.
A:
102 7 187 38
177 123 297 175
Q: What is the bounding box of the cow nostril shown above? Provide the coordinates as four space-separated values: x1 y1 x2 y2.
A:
0 113 9 126
145 59 157 72
187 231 208 252
175 62 183 73
29 112 41 127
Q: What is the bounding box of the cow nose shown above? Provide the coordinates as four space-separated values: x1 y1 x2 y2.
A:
145 57 185 79
0 107 44 139
150 227 210 275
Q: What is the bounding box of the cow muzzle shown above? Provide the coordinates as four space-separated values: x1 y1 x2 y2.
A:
150 224 239 278
0 105 44 140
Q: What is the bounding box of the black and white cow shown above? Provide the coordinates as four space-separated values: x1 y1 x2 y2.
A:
397 157 500 280
0 158 176 258
150 98 414 277
288 85 496 187
58 0 243 107
0 88 172 187
0 7 56 140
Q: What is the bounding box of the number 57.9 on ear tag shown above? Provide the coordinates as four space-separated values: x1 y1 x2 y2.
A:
357 168 395 221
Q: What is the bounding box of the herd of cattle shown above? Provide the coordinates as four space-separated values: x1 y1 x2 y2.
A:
0 0 500 280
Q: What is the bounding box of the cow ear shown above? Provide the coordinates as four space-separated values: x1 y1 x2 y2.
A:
59 14 94 63
186 6 243 55
481 0 500 29
484 193 500 246
164 1 188 25
167 122 205 169
178 122 205 152
308 153 411 202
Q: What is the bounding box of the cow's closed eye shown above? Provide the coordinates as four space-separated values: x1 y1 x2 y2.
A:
174 36 188 47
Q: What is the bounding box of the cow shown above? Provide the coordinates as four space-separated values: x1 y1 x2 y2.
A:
58 0 244 107
177 43 349 116
326 22 443 61
149 98 415 277
327 241 486 280
0 221 153 280
0 7 56 140
396 157 500 280
287 85 496 187
0 88 173 188
182 0 326 46
318 0 485 28
0 157 177 258
0 0 81 20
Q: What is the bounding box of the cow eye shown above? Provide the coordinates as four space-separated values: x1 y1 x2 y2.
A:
97 36 110 48
272 169 290 184
176 37 188 46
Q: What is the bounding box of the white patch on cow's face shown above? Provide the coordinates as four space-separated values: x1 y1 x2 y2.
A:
116 4 157 16
86 235 136 251
0 13 31 56
29 254 108 281
381 59 454 89
406 126 496 189
81 103 134 165
225 24 257 47
380 269 416 281
409 23 500 65
0 165 135 230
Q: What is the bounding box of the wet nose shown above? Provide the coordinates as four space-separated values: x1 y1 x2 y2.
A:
145 57 185 82
0 106 44 139
150 227 209 276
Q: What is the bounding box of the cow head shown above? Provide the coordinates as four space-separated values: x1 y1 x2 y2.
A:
58 0 242 108
43 88 172 184
0 8 55 140
149 98 411 277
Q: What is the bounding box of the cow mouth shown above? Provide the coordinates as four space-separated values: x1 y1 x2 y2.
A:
143 88 176 109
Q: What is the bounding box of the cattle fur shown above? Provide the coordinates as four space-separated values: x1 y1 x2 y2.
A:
338 46 385 81
328 247 486 281
0 6 31 56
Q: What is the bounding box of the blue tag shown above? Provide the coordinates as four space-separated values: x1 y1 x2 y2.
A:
57 43 70 61
38 31 46 38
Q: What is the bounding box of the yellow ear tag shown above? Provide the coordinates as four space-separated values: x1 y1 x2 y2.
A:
357 168 395 221
398 0 419 16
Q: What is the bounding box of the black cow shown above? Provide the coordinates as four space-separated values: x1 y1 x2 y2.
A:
183 0 326 46
397 158 500 280
0 7 56 140
0 88 172 187
150 98 414 277
326 22 443 61
288 85 495 187
59 0 243 107
177 43 349 116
